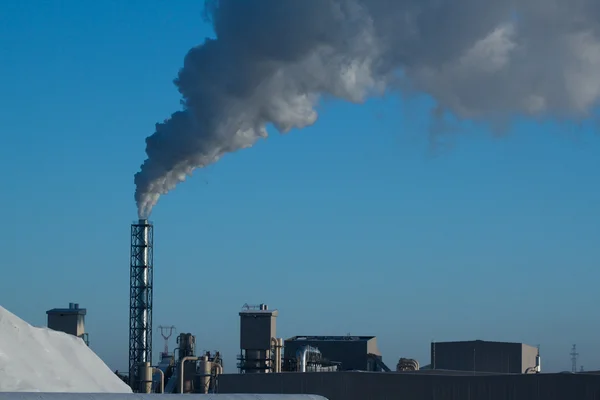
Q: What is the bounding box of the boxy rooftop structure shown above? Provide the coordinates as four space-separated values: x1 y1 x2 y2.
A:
46 303 89 346
430 339 540 374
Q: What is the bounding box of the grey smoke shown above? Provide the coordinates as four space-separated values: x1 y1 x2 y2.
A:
134 0 600 218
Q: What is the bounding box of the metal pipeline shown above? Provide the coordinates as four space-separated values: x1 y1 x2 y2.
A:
278 339 284 373
179 356 198 393
295 345 321 373
271 337 283 373
210 363 223 394
212 363 223 375
152 367 164 393
525 356 541 374
396 358 420 372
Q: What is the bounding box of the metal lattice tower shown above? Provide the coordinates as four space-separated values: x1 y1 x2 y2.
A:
158 325 176 356
570 344 579 373
128 219 154 391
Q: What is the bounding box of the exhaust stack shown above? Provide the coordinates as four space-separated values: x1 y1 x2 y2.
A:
128 219 154 392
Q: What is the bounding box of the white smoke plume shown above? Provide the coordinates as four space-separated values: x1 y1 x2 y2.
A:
134 0 600 218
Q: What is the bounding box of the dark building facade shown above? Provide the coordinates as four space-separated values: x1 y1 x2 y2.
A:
283 336 387 371
431 340 539 374
238 304 278 373
218 370 600 400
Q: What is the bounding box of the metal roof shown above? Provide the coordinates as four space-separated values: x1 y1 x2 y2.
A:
46 303 86 316
239 309 278 314
238 303 278 315
286 335 375 342
433 339 528 346
46 308 86 316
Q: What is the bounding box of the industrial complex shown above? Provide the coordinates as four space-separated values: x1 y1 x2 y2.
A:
39 219 600 400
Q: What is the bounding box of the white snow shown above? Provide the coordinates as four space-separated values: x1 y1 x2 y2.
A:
0 305 132 393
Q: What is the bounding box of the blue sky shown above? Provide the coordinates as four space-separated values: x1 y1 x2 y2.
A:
1 1 599 373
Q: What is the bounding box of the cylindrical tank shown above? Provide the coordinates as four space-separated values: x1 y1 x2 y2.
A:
138 362 152 393
197 356 212 394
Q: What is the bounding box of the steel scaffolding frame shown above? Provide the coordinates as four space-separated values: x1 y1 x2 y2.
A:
128 219 154 391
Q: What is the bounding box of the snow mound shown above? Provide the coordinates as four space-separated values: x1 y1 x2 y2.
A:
0 305 131 393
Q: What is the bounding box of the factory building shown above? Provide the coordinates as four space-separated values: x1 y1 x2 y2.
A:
236 303 386 373
283 336 389 372
46 303 89 346
430 340 540 374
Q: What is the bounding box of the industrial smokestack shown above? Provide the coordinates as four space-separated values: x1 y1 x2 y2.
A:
129 219 154 392
134 0 600 217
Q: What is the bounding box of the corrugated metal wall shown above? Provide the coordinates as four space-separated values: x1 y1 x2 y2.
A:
431 341 524 374
219 371 600 400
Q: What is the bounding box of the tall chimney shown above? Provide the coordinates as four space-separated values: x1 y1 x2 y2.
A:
128 219 154 392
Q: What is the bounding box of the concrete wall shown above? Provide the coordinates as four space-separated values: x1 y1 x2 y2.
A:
218 371 600 400
366 337 381 357
521 344 539 372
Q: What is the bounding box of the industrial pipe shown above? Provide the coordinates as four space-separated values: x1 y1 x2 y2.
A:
396 358 419 372
179 356 198 394
210 363 223 394
212 363 223 375
295 345 321 373
525 350 541 373
271 337 283 373
278 339 283 373
139 362 152 393
152 367 164 393
278 338 284 372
